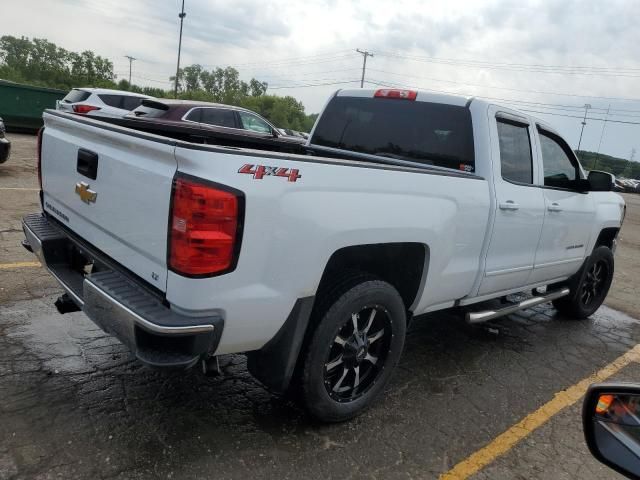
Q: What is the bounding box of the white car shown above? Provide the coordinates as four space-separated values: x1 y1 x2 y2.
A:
57 88 153 118
25 88 625 422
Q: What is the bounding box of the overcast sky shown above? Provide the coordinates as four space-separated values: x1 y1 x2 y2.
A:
3 0 640 159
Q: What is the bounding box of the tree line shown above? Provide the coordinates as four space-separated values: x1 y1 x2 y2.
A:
576 150 640 179
0 36 317 132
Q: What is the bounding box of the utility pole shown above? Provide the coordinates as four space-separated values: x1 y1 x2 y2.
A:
622 148 636 179
174 0 186 99
356 49 374 88
593 104 610 170
124 55 136 86
576 103 591 152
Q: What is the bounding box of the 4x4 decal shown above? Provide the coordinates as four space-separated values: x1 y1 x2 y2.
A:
238 164 301 182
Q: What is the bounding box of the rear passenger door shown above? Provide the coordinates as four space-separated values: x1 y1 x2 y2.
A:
479 110 546 295
528 128 596 283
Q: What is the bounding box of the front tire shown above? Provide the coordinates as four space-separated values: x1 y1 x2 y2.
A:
552 246 614 319
300 276 406 422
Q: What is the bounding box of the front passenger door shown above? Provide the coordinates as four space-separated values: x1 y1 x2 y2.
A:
529 128 596 283
237 111 274 136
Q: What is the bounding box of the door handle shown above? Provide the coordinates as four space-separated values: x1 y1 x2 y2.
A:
499 200 520 211
547 203 562 212
77 149 99 180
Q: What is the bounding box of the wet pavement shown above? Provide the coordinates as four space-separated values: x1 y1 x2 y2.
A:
1 295 637 479
1 134 638 479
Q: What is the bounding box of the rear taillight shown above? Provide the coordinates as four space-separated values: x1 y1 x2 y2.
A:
72 104 101 114
36 127 44 191
168 174 244 277
374 89 417 100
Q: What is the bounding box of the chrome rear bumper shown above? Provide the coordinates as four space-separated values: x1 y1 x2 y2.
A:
22 212 223 368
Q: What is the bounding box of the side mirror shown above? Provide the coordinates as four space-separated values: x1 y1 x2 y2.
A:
583 383 640 479
271 128 280 138
588 170 616 192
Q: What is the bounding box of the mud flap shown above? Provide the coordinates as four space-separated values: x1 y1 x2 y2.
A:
247 296 315 394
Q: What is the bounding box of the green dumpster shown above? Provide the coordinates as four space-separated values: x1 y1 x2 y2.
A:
0 80 66 131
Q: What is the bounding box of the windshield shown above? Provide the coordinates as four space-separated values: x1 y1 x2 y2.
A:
310 96 475 172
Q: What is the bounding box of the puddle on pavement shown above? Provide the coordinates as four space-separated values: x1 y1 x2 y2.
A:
1 296 122 374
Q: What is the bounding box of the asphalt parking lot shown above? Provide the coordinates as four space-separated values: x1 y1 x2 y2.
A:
2 133 640 479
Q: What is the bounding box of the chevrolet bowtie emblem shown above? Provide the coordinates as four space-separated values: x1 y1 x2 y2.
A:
75 182 97 204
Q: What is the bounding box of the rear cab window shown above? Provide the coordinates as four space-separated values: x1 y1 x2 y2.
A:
496 119 533 184
62 89 91 103
310 95 475 172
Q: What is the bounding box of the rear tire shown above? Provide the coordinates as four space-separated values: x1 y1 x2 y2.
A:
299 275 406 422
552 246 614 319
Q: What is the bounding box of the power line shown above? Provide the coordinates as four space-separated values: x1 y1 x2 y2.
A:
268 80 360 89
514 108 640 126
365 67 640 104
254 67 361 81
376 51 640 77
198 53 359 70
199 50 355 68
130 50 354 67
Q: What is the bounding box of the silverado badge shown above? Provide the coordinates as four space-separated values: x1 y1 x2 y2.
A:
75 181 97 204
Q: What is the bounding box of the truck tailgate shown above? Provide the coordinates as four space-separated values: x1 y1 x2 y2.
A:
40 111 176 291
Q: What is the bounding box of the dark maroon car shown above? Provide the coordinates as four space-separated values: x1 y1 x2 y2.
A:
113 99 306 154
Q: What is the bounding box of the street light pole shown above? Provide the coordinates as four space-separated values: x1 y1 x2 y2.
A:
577 103 591 152
174 0 186 99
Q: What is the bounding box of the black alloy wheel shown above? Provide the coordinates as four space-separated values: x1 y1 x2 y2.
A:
580 260 609 307
323 305 392 403
552 246 614 319
299 276 406 422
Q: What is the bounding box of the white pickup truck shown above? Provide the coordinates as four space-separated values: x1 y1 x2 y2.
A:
23 88 625 421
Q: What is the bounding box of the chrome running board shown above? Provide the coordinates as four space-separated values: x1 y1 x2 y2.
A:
466 288 570 324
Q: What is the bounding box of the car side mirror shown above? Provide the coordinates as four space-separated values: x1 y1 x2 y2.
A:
588 170 616 192
583 383 640 479
271 128 280 138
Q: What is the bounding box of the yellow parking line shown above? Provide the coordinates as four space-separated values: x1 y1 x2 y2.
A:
440 343 640 480
0 187 40 191
0 261 42 270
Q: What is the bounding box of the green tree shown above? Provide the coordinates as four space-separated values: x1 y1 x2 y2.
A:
182 64 202 92
0 35 114 89
0 37 320 133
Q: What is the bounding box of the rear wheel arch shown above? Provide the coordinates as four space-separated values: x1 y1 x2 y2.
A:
315 242 429 312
